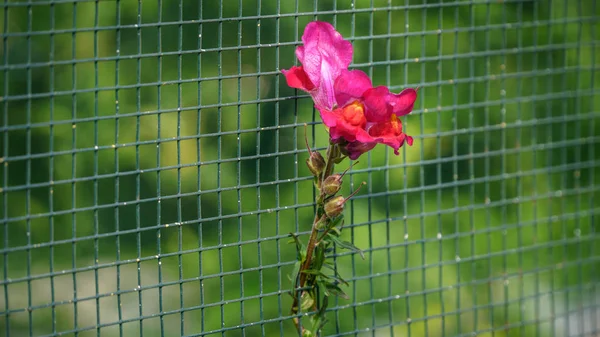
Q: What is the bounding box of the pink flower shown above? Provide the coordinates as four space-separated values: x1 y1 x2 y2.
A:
282 21 353 111
283 21 418 160
320 71 417 159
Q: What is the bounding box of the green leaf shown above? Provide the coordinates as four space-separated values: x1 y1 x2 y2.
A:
318 237 331 247
317 279 329 297
289 261 302 292
301 269 333 285
327 233 365 259
324 282 349 300
313 244 326 271
300 291 315 311
321 262 335 271
332 274 349 286
319 263 349 286
317 295 329 316
329 226 341 236
326 215 344 230
288 233 306 261
309 295 329 335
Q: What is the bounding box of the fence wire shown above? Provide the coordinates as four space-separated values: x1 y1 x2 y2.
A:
1 0 599 336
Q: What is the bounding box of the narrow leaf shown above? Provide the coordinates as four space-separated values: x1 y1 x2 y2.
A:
317 280 331 297
331 274 349 286
316 296 329 329
318 295 329 316
327 215 344 230
308 295 329 336
319 263 349 286
329 226 341 236
309 315 326 337
325 282 349 300
288 233 306 261
313 244 326 271
327 233 365 259
300 291 314 311
289 261 302 292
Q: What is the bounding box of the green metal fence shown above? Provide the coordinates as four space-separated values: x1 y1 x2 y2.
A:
1 0 599 336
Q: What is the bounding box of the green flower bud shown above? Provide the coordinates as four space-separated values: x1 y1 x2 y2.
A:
322 174 342 196
306 151 326 177
323 182 367 218
321 161 359 196
324 195 345 218
303 124 326 177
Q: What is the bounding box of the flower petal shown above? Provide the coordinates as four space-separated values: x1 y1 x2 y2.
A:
319 108 339 128
298 21 353 109
300 21 353 74
362 86 392 123
281 66 316 92
366 114 414 155
388 88 418 116
334 69 373 107
295 45 305 63
323 102 367 143
344 141 377 160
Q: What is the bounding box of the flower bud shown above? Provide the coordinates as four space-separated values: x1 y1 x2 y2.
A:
321 161 358 196
303 123 326 177
306 151 326 177
322 174 342 196
324 195 345 218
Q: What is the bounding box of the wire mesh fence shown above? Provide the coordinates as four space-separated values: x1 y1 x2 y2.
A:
1 0 599 336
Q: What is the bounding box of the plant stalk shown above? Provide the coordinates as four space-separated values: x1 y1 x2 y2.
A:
291 143 337 335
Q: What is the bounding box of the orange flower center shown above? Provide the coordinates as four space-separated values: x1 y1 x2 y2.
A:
340 101 367 128
369 114 402 138
388 114 402 135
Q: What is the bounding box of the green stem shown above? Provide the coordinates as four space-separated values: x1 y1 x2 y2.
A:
323 143 337 178
291 143 337 335
298 214 323 291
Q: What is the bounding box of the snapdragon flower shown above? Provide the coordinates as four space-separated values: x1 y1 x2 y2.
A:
283 21 418 160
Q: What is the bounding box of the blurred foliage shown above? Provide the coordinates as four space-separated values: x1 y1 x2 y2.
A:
1 0 599 336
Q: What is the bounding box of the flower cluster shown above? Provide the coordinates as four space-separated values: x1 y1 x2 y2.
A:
282 21 417 159
282 21 419 336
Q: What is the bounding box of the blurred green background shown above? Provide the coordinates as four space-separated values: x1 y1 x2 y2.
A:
1 0 600 336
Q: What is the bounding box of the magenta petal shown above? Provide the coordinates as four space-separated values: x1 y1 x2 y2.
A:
301 21 353 72
383 136 403 154
345 141 377 160
388 88 418 116
354 128 375 144
295 46 305 64
319 108 339 128
334 69 372 107
328 127 345 142
281 66 315 92
390 134 414 155
362 86 392 123
298 21 354 109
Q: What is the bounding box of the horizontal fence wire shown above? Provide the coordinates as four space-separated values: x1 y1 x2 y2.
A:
1 0 600 337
